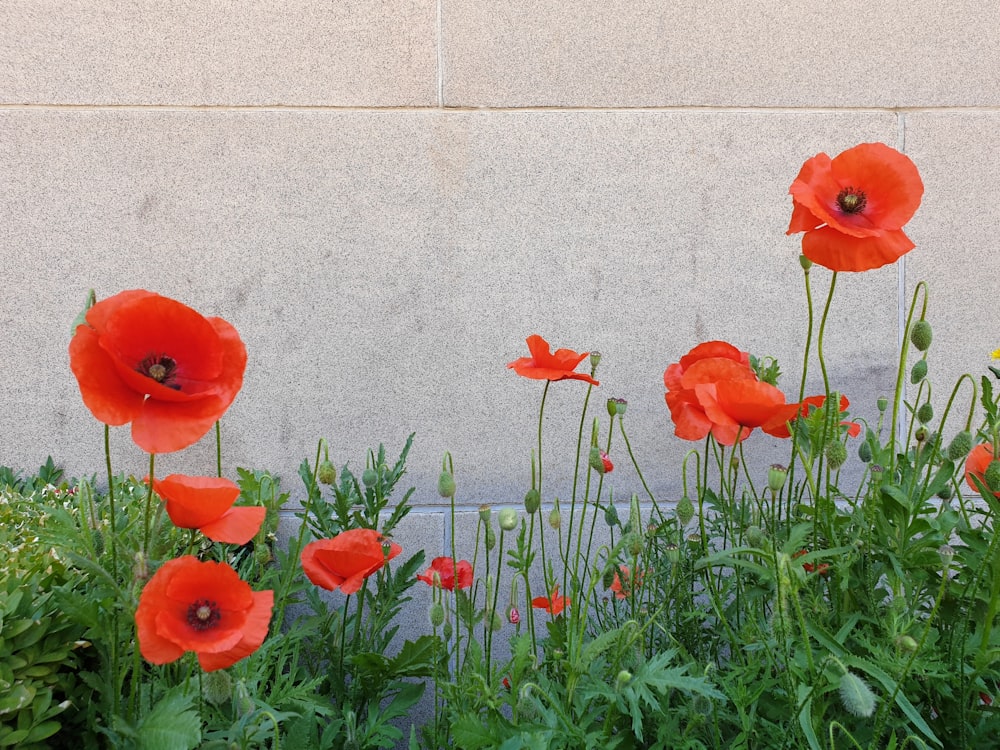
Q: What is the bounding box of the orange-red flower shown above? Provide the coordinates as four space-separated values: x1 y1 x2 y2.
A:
151 474 265 545
599 450 614 473
787 143 924 272
763 394 862 439
507 335 599 385
532 585 570 615
135 555 273 672
794 549 830 576
965 444 999 497
609 565 645 600
665 342 759 445
417 557 473 591
301 528 402 594
69 290 247 454
696 379 790 443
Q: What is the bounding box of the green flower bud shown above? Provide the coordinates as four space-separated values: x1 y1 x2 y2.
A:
691 695 714 717
947 431 973 461
589 445 607 475
317 459 337 485
438 471 456 499
857 440 873 463
604 502 620 527
675 495 695 527
825 442 848 470
524 488 541 514
839 672 877 718
615 670 632 688
253 542 273 566
799 254 813 272
916 402 934 425
498 507 518 531
910 358 928 384
429 602 445 628
202 669 233 707
548 506 562 530
442 620 453 640
362 467 378 487
745 525 766 548
91 528 105 557
485 527 497 551
767 464 788 493
489 610 503 632
985 461 1000 492
910 319 933 352
601 566 616 589
936 483 953 500
915 426 928 443
895 634 919 653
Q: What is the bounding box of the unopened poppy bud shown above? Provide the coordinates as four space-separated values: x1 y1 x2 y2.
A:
442 620 453 640
508 607 520 625
604 502 620 527
985 461 1000 492
767 464 788 493
799 254 813 272
916 402 934 425
664 543 680 563
429 602 445 628
839 672 876 718
937 484 953 500
498 507 518 531
254 543 273 566
895 634 919 653
825 442 848 470
615 670 632 688
745 525 766 548
589 445 607 475
691 695 713 717
478 504 492 525
438 471 456 499
524 489 541 514
910 319 933 352
485 527 497 551
362 468 378 487
548 507 561 530
877 396 889 413
202 669 233 707
910 359 928 384
675 495 695 527
489 610 504 632
590 351 602 369
858 441 873 463
938 544 955 566
317 459 337 485
947 431 973 461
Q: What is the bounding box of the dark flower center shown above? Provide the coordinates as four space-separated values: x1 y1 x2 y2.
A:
137 354 180 390
836 186 868 214
187 599 221 631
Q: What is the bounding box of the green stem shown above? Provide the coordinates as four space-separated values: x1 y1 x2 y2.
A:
889 282 929 476
215 421 223 478
143 452 156 555
102 425 120 716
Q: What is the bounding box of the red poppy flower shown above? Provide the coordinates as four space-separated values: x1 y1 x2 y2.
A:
136 555 273 672
794 549 830 576
301 528 402 594
762 394 862 439
599 450 614 473
609 565 644 600
151 474 266 545
417 557 473 591
531 585 570 615
69 290 247 454
664 342 758 444
787 143 924 272
507 335 599 385
695 379 789 443
965 444 999 497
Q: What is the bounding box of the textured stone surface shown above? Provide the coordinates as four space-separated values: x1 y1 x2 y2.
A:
443 1 1000 107
0 1 438 105
1 109 900 505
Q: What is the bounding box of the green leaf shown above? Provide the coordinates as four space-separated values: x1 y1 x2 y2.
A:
136 690 202 750
796 685 822 750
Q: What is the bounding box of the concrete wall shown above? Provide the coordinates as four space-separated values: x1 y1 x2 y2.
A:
4 3 999 550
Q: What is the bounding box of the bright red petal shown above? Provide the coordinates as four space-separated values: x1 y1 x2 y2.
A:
154 475 240 529
200 506 267 545
830 143 923 230
197 590 274 672
801 226 915 273
69 325 145 426
131 396 231 454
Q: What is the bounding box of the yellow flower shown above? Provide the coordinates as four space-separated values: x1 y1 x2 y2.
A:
992 349 1000 360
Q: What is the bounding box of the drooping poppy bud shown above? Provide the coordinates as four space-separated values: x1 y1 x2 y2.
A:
438 471 456 499
910 320 933 351
916 402 934 425
317 459 337 485
826 442 847 470
524 488 541 514
910 359 928 384
675 495 695 527
947 431 973 461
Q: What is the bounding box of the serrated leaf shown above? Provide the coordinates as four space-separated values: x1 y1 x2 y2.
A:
136 691 201 750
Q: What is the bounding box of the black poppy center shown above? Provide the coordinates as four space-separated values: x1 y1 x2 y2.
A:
137 354 180 390
187 599 221 631
836 186 868 214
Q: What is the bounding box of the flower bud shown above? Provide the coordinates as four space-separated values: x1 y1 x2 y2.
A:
895 634 919 653
488 610 503 632
317 459 337 485
524 488 541 514
548 506 562 530
498 507 518 531
675 495 695 527
91 528 105 557
916 402 934 425
937 483 954 500
839 672 877 718
745 525 766 548
438 471 456 499
604 502 620 527
429 602 445 627
767 464 788 493
508 607 520 625
254 542 273 566
202 669 234 707
442 620 453 640
915 426 928 443
615 670 632 688
485 527 497 551
825 442 848 470
946 431 973 461
799 254 813 272
857 440 872 463
362 467 378 487
589 445 607 475
910 359 928 384
601 566 616 589
910 319 933 351
133 552 149 584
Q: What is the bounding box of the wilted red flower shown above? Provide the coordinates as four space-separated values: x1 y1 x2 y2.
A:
965 444 999 497
69 290 247 454
507 334 599 385
151 474 266 545
532 585 570 615
136 555 273 672
301 528 402 594
609 565 645 600
664 342 758 445
763 394 861 439
417 557 473 591
787 142 924 272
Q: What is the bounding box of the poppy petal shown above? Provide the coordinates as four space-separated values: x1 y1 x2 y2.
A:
154 475 241 529
801 226 914 273
132 396 231 454
200 506 267 545
197 590 274 672
69 325 145 426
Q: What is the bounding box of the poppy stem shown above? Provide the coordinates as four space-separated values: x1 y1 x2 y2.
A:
143 452 156 555
215 421 222 478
